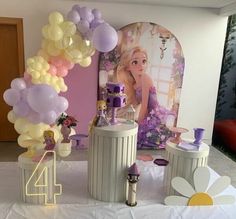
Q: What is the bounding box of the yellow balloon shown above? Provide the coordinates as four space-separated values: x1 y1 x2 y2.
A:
54 85 60 93
35 56 44 63
49 12 64 25
31 77 41 84
48 25 63 41
7 110 17 124
55 36 73 49
27 57 34 66
68 35 83 50
42 25 50 39
17 134 32 148
30 70 40 79
14 118 30 134
37 49 49 61
28 124 44 139
60 21 76 37
78 56 92 67
60 84 68 92
32 62 43 71
47 42 61 56
41 39 49 50
64 49 82 63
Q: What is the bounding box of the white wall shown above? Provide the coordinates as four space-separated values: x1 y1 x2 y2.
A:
0 0 228 144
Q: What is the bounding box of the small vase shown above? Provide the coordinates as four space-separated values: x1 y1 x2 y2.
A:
61 125 71 143
193 128 205 145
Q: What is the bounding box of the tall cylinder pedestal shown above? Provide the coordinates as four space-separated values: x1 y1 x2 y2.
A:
88 121 138 202
18 153 54 205
164 140 210 196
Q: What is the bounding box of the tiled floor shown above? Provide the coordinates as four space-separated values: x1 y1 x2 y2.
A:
0 141 236 187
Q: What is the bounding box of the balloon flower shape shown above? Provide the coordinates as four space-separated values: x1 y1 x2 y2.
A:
67 5 118 53
165 167 235 206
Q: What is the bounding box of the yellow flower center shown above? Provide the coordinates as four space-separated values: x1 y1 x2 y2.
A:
188 192 213 206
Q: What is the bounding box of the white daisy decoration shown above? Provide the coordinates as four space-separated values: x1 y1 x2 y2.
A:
165 167 235 206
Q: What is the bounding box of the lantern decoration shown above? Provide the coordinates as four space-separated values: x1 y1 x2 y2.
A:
126 104 135 123
126 162 140 207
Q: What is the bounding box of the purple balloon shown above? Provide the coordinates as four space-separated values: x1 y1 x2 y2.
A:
28 111 43 124
72 4 81 12
20 88 29 102
92 23 118 52
84 29 93 41
92 8 102 19
27 84 57 113
67 10 80 24
11 78 27 90
77 20 90 34
90 18 104 30
43 110 57 125
79 7 93 23
56 96 69 112
13 101 30 117
3 89 21 106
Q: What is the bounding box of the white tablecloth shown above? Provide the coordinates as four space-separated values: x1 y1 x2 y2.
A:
0 159 236 219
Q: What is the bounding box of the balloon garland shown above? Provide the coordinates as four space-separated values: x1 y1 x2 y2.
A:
3 5 118 153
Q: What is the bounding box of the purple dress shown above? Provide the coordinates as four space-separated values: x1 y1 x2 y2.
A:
136 86 172 149
44 139 55 150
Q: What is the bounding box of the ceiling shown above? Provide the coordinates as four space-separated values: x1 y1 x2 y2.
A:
80 0 236 15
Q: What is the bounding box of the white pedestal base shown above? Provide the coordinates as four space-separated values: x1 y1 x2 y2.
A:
88 120 138 202
164 140 210 196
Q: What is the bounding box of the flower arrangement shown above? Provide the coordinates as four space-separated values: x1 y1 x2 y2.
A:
56 113 77 128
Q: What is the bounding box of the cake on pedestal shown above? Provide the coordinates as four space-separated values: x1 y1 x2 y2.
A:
106 82 126 124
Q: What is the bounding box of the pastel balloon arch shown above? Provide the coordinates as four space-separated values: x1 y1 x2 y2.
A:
3 5 118 151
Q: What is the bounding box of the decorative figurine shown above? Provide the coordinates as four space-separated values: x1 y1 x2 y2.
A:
89 100 110 133
43 130 56 151
193 128 205 145
106 82 126 125
57 113 77 143
126 163 140 207
94 100 110 127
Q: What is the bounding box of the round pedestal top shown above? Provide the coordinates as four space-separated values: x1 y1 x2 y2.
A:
93 119 138 137
166 139 210 158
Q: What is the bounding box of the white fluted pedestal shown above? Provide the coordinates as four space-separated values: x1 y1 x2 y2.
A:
18 153 54 204
164 140 210 196
88 120 138 202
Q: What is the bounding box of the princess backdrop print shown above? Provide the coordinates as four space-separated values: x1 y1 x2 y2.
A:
98 22 185 149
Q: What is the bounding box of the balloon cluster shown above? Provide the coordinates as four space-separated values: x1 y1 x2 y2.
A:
3 7 118 152
4 79 68 125
67 5 118 53
3 78 68 148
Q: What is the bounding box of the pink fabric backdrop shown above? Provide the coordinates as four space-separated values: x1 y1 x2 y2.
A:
61 53 99 135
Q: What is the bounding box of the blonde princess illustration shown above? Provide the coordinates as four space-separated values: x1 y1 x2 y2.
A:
116 46 172 148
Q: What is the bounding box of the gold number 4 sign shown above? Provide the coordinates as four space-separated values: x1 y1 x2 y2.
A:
25 151 62 205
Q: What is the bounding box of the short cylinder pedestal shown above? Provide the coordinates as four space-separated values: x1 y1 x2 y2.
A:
88 121 138 202
164 140 210 196
18 153 54 204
